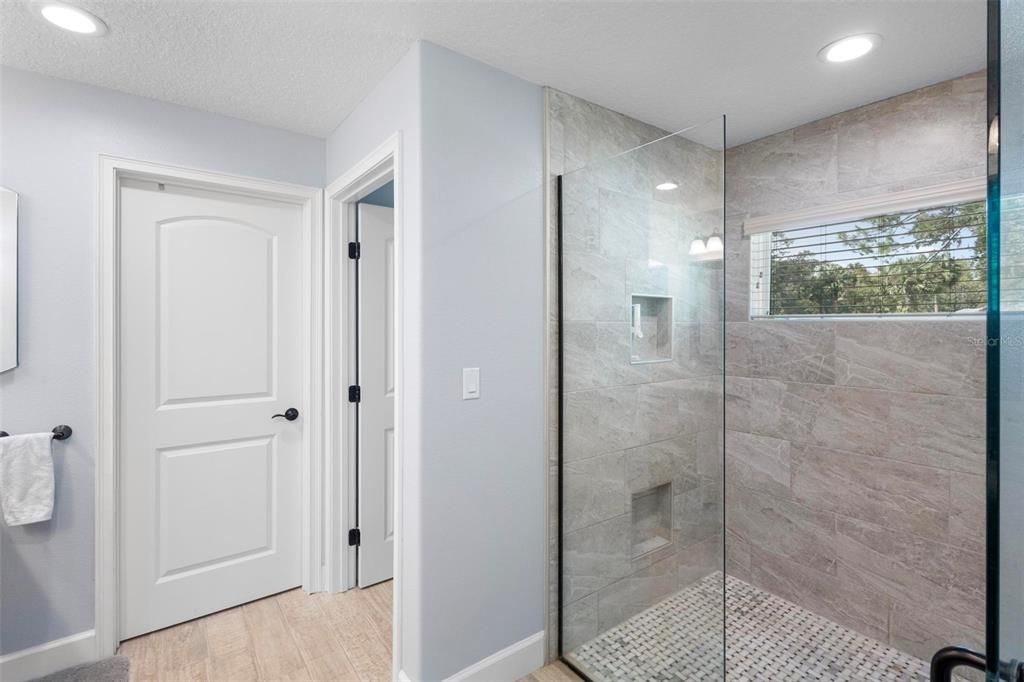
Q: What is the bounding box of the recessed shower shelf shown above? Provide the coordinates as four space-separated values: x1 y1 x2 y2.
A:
632 535 672 558
631 482 672 559
630 294 673 365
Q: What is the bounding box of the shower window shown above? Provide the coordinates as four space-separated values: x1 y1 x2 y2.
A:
748 189 987 317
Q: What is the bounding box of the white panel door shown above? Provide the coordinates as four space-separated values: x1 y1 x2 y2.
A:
119 178 304 638
357 204 395 587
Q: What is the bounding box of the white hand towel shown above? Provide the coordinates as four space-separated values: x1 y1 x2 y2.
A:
0 433 55 526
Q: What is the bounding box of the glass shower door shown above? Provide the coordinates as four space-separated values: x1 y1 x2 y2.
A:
938 2 1024 679
994 0 1024 678
557 117 725 681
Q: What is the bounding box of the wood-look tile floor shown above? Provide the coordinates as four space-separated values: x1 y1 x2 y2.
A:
516 661 582 682
118 581 393 681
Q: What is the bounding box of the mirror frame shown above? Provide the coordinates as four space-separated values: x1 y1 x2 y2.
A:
1 186 18 373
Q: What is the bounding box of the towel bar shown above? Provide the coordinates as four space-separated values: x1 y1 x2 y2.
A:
0 425 72 441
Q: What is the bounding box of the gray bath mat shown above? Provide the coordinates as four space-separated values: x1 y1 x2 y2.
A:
32 655 129 682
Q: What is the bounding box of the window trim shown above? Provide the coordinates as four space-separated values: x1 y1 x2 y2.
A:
746 177 988 319
743 177 986 237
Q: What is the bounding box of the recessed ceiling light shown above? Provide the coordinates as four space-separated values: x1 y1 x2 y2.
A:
656 182 679 191
818 34 880 63
33 1 107 35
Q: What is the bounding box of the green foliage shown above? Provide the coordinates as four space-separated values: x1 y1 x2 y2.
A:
769 201 986 315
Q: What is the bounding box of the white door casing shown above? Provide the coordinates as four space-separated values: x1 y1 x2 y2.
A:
118 177 304 637
357 204 395 588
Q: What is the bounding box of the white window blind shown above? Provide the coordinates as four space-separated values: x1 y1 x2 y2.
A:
749 195 987 317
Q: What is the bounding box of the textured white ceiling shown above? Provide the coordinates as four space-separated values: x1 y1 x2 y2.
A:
0 1 986 147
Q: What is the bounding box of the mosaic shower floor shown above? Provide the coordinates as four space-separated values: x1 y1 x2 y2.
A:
567 574 943 682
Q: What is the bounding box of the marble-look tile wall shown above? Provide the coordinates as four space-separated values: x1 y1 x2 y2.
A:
724 71 988 663
547 89 725 659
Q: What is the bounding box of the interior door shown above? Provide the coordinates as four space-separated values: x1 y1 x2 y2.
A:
119 177 304 639
356 203 395 587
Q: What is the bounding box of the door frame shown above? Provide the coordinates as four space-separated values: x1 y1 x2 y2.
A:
95 155 324 657
323 133 403 672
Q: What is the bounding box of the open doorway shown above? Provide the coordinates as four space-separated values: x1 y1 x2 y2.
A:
324 134 403 677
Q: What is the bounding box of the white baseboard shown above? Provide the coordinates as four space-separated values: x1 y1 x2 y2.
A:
397 671 413 682
444 631 545 682
0 630 98 682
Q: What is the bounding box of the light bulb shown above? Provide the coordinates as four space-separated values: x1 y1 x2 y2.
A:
818 34 880 63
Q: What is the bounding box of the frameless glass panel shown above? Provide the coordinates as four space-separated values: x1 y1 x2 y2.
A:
996 0 1024 677
558 117 725 681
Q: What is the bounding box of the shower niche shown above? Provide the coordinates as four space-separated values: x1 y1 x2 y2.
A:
630 294 673 364
631 482 672 558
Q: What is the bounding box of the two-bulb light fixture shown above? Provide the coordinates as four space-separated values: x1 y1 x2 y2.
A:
689 232 723 261
655 182 722 260
32 0 107 35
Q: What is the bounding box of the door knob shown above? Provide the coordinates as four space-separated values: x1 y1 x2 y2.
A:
272 408 299 421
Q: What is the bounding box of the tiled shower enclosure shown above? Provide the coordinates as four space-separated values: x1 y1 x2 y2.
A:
551 73 987 681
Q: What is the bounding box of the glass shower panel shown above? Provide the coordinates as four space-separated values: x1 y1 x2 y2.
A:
558 118 725 681
996 0 1024 676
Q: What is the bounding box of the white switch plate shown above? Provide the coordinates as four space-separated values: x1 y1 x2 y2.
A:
463 367 480 400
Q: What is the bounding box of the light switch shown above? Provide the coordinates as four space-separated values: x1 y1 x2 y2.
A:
463 368 480 400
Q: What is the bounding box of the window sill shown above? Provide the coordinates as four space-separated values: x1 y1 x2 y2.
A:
748 312 986 321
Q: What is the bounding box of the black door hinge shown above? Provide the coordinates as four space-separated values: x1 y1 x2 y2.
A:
348 385 361 403
348 528 361 546
348 242 361 259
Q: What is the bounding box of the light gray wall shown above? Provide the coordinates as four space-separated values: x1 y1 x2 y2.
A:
325 41 546 680
418 42 545 681
724 71 988 661
0 67 325 655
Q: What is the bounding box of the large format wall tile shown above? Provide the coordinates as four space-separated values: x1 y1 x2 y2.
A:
726 128 839 219
563 321 646 392
835 516 985 632
564 452 627 533
726 377 985 474
562 250 626 322
836 74 986 194
679 534 722 588
724 430 792 499
563 320 720 392
563 385 639 461
625 436 701 497
726 321 836 384
725 530 752 582
727 485 837 576
881 391 985 474
835 319 985 397
562 593 599 652
949 473 986 554
790 442 951 542
888 600 985 663
745 545 891 642
672 482 722 549
724 214 751 323
562 514 633 604
596 553 678 632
